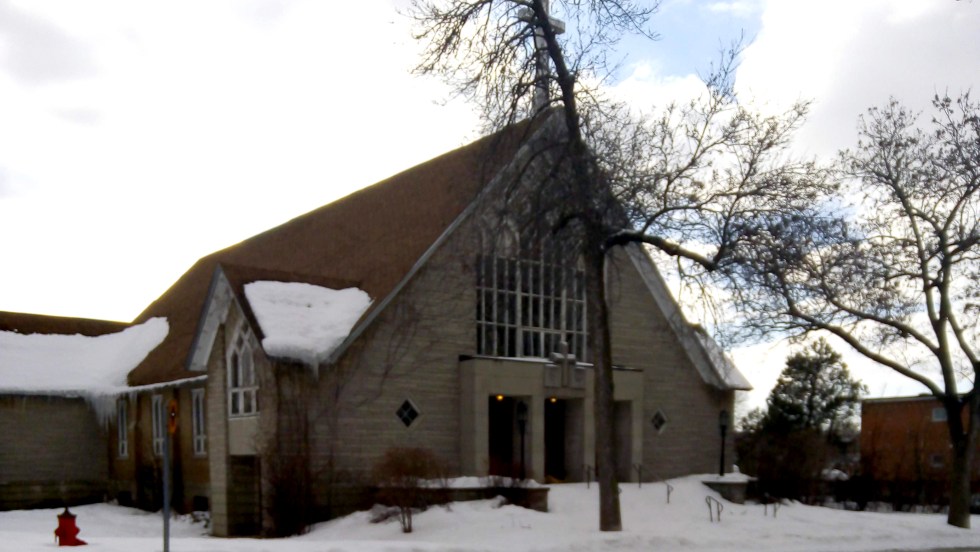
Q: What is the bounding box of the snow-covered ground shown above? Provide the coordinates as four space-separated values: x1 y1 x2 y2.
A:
3 475 978 552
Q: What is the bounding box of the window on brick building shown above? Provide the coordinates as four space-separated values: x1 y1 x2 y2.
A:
932 407 947 422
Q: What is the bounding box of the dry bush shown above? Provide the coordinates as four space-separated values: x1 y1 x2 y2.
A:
372 447 447 533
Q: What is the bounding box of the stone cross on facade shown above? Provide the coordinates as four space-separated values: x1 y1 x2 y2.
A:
518 0 566 110
546 339 584 389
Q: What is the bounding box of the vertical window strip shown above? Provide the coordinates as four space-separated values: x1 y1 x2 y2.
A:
192 389 206 456
117 399 128 458
476 253 587 361
151 395 164 456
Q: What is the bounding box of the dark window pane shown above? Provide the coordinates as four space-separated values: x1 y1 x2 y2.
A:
230 353 240 387
496 327 507 356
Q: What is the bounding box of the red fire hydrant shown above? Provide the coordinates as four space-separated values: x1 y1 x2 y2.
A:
54 507 87 546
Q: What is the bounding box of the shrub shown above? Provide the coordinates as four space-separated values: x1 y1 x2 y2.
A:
371 447 447 533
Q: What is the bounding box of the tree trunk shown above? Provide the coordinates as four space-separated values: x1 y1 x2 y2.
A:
584 240 622 531
948 438 971 528
946 398 977 529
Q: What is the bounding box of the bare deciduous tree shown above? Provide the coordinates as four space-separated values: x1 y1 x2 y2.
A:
411 0 824 531
733 94 980 528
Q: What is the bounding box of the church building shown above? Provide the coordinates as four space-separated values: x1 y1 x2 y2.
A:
0 115 749 536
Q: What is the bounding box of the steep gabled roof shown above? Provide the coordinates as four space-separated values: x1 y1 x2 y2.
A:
128 122 534 385
0 311 127 337
124 113 749 391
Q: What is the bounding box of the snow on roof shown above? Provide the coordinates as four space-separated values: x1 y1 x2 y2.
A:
0 317 169 395
244 281 372 366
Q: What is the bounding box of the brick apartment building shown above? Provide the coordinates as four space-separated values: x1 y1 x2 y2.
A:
861 395 980 506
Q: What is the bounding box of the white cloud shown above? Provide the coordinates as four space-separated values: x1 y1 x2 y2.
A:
0 1 99 84
608 61 707 114
735 0 980 158
704 1 761 18
0 0 479 321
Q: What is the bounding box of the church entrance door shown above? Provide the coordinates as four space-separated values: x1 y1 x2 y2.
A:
488 396 516 477
545 397 584 482
544 398 566 481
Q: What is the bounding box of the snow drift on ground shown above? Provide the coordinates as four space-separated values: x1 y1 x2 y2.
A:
244 281 372 365
3 475 978 552
0 317 168 395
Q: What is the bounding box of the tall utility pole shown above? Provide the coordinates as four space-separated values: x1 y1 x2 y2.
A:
163 399 178 552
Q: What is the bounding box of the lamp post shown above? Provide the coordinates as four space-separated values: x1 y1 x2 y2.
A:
718 409 730 477
516 401 528 480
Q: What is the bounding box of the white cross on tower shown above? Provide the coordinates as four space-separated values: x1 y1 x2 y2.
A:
518 0 566 111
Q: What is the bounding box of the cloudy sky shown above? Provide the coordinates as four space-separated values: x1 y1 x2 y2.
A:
1 0 977 410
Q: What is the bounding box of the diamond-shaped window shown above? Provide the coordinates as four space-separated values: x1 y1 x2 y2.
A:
651 410 668 433
396 400 420 428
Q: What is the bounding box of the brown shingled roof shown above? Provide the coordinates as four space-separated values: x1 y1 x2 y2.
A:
0 311 127 337
127 121 535 386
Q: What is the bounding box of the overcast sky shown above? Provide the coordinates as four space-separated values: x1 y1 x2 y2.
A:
1 0 977 410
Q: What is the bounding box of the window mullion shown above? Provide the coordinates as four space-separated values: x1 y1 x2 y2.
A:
516 258 523 357
478 258 485 354
491 256 498 355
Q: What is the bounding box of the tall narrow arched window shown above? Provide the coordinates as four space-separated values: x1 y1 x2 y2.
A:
228 326 258 417
191 388 206 456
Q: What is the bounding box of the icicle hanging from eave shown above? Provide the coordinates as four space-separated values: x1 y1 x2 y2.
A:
77 375 210 428
86 390 120 428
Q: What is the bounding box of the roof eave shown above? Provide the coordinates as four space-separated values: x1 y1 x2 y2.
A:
624 244 752 392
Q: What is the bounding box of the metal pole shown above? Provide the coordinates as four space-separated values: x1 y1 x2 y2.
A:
163 433 171 552
719 425 727 477
718 410 729 477
519 421 526 480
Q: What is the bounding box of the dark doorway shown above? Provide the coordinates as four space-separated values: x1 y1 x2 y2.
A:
228 456 262 536
488 396 516 477
545 398 567 481
614 401 633 482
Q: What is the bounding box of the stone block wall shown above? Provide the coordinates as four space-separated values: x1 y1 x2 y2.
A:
0 395 108 510
605 248 735 480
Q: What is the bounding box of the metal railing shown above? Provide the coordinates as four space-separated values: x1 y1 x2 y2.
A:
705 495 724 522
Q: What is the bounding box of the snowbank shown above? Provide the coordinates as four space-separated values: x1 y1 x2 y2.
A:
244 281 372 366
3 475 979 552
0 317 168 395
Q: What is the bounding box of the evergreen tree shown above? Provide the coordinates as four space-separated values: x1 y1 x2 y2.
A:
764 339 866 436
736 339 865 501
